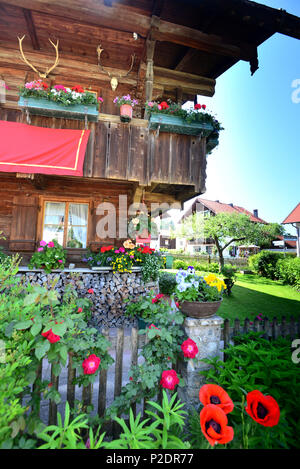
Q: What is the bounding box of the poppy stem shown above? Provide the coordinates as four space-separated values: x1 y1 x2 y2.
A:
241 395 248 449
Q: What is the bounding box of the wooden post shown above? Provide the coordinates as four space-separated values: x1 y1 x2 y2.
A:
223 318 230 356
281 316 287 337
32 361 43 417
263 316 270 340
113 327 125 438
244 317 250 335
98 328 109 418
130 326 139 417
67 352 76 409
48 364 59 425
272 317 278 340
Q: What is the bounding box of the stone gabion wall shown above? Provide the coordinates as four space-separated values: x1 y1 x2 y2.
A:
17 269 159 330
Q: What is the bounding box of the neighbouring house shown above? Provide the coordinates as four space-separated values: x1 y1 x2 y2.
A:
282 203 300 257
0 0 299 268
177 197 268 257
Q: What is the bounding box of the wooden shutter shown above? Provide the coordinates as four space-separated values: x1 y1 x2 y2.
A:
9 195 39 251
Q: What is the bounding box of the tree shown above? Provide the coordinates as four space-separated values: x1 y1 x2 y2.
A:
173 211 284 269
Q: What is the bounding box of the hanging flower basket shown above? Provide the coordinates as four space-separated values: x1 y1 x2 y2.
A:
178 299 222 318
18 96 99 122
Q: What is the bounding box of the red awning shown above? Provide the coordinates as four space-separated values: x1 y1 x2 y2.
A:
0 120 90 176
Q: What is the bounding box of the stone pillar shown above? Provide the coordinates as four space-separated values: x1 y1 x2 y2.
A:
177 315 224 410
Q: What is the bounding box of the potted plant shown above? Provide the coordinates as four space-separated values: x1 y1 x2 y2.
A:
113 94 138 122
146 100 223 143
18 80 103 121
221 265 237 296
175 267 227 318
124 290 170 329
28 239 66 274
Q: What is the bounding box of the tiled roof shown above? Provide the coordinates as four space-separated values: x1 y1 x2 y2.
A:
181 198 268 223
282 203 300 224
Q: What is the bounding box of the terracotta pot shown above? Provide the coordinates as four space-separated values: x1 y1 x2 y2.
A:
120 104 133 122
178 299 222 318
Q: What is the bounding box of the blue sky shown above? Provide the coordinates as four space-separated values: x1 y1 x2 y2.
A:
184 0 300 236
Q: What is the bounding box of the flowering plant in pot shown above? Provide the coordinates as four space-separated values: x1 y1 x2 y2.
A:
113 94 138 122
28 239 66 273
175 267 226 318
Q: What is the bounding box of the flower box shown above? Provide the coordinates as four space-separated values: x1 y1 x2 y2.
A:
149 113 214 137
18 96 99 122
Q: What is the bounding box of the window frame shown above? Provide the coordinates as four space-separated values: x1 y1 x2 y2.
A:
38 196 91 250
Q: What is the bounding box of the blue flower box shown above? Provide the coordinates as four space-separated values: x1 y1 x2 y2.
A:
149 113 214 137
18 96 99 122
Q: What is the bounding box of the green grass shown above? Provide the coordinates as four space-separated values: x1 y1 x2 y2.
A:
163 269 300 323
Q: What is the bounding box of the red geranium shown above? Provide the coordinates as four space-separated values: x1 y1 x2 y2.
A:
202 104 206 109
152 293 164 303
245 390 280 427
181 338 198 359
159 101 169 110
41 329 61 344
160 369 179 390
82 354 101 375
194 103 202 110
199 384 234 414
71 85 85 93
200 404 234 447
88 288 94 294
77 307 83 313
100 245 114 253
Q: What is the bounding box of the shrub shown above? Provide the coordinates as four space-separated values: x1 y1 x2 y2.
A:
159 271 177 295
276 257 300 289
173 259 189 270
248 251 283 279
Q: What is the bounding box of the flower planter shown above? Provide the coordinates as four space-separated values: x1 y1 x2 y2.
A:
18 96 99 122
178 299 222 318
119 104 133 123
149 113 214 136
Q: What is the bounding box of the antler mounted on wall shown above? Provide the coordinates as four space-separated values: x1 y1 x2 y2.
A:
18 35 59 79
97 44 135 91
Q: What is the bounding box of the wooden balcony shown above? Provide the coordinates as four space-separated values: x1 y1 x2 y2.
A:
0 107 209 204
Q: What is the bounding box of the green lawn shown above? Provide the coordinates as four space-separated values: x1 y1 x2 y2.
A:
164 270 300 323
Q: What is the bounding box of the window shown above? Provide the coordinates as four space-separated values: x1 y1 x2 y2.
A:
42 201 89 248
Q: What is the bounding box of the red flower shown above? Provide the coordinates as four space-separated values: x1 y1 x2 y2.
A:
202 104 206 110
77 307 83 313
245 390 280 427
160 369 179 390
129 377 133 381
148 323 159 330
159 101 169 110
175 302 180 308
82 354 101 375
88 288 94 294
200 404 234 447
181 338 198 359
199 384 234 414
41 329 61 344
100 245 114 253
41 82 48 90
71 85 85 93
152 293 164 303
194 103 202 110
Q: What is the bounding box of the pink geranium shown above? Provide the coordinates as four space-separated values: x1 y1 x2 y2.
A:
40 240 47 247
58 259 63 264
37 247 44 252
47 241 55 248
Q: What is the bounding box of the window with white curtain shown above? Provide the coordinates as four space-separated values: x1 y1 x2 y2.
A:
43 201 89 248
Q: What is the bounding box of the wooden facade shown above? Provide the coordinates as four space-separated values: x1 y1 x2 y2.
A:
0 0 299 260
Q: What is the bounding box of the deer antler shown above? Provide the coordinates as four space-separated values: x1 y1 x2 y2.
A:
97 44 135 91
18 35 59 79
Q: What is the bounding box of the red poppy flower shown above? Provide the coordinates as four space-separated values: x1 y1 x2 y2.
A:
200 404 234 446
82 354 101 375
199 384 234 414
160 369 179 390
41 329 61 344
181 338 198 359
245 390 280 427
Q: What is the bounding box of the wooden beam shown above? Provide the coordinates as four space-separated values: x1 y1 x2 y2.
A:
152 16 257 61
153 66 216 97
175 48 199 72
22 8 40 50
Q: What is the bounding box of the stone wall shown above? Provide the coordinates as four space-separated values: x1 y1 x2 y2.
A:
17 267 159 329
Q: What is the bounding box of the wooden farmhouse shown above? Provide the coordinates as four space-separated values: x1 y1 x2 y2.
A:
0 0 300 264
